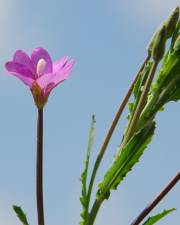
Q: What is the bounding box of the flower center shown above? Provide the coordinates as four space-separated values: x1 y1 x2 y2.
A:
36 58 47 77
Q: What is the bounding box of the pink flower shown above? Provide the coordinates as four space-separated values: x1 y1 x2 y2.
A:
5 47 75 108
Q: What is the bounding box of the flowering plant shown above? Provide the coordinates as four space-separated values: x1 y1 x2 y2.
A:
3 6 180 225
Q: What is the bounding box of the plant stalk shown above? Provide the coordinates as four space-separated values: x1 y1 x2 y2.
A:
87 198 103 225
36 109 45 225
131 172 180 225
86 55 150 222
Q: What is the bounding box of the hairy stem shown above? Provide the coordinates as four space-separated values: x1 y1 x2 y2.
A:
86 55 150 222
131 172 180 225
36 109 45 225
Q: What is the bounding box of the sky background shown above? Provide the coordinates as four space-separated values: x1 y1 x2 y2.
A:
0 0 179 225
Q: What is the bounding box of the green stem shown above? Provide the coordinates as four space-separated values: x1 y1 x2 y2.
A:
86 55 150 222
87 198 103 225
36 109 45 225
121 60 158 147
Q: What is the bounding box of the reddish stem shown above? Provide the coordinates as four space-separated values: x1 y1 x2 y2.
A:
36 109 45 225
131 172 180 225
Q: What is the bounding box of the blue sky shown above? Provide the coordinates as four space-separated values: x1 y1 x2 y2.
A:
0 0 179 225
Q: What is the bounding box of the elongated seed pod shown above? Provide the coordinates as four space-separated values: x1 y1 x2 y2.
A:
164 6 179 38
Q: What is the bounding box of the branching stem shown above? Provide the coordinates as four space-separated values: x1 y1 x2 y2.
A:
131 172 180 225
86 55 150 223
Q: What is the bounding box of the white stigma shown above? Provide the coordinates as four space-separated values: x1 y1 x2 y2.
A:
36 58 47 76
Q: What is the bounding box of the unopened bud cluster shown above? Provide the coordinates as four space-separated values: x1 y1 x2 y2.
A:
147 6 179 62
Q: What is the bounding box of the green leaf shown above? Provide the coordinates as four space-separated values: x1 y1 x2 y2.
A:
170 20 180 51
142 208 176 225
13 205 29 225
80 114 96 224
98 121 155 198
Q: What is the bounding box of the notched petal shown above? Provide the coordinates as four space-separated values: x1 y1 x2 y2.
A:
53 56 69 72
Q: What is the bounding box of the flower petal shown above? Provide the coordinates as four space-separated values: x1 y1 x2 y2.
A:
53 56 69 73
37 59 75 96
44 82 56 97
43 71 70 96
31 47 53 74
36 69 70 96
52 59 75 85
5 62 34 77
36 73 55 90
62 59 75 70
13 50 35 73
5 62 34 87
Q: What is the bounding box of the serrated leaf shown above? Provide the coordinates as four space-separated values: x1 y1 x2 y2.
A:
152 51 180 97
80 114 96 224
13 205 29 225
98 121 155 198
142 208 176 225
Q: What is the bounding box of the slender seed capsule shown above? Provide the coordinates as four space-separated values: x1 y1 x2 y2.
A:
174 34 180 51
152 25 167 62
164 6 179 38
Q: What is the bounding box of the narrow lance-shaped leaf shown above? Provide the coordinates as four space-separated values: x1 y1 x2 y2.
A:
142 208 176 225
80 114 96 224
13 205 29 225
98 121 155 199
